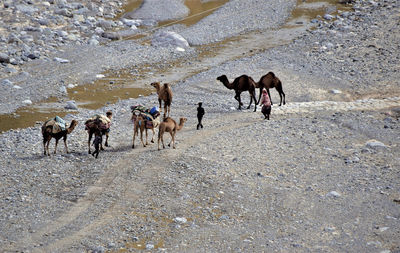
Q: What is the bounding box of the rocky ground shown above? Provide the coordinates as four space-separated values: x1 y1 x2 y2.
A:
1 0 399 252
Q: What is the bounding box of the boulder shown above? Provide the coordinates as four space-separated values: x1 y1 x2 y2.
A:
152 31 189 48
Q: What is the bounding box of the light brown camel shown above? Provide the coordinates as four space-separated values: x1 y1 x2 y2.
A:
131 113 160 145
42 119 78 156
132 114 148 149
216 74 258 112
158 117 187 150
150 82 173 118
85 111 112 154
255 72 285 106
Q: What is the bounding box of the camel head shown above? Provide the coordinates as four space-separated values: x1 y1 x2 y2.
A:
216 75 228 83
179 117 187 125
150 82 160 91
67 120 78 134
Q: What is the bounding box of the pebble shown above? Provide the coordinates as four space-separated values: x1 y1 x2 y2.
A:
65 100 78 110
365 140 386 148
326 191 341 198
54 57 70 63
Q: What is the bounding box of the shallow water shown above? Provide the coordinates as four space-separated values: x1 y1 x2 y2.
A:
0 0 351 133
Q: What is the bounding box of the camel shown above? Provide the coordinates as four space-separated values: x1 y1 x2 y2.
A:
216 74 258 112
42 119 78 156
255 72 285 106
158 117 187 150
85 111 112 154
131 113 160 145
150 82 173 118
132 114 148 149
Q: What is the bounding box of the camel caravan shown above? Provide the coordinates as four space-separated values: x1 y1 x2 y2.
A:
41 72 284 157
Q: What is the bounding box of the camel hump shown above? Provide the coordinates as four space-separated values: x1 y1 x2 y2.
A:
267 71 275 77
163 83 170 89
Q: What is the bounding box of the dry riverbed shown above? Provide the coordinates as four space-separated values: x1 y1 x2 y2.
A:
0 0 399 252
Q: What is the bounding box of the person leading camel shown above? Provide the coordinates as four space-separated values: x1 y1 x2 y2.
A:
197 102 205 130
150 82 173 119
85 111 112 154
158 117 187 150
260 88 272 120
255 72 285 106
42 119 78 156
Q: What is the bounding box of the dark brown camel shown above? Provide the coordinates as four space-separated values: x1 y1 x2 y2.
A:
150 82 173 119
42 120 78 156
256 72 285 106
216 74 258 112
85 111 112 154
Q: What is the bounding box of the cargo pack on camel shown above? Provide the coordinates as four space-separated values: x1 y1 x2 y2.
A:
131 105 161 148
85 111 113 154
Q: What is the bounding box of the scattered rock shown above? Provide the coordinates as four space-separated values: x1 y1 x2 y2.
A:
65 100 78 110
54 57 70 63
326 191 341 198
152 31 189 48
365 139 386 149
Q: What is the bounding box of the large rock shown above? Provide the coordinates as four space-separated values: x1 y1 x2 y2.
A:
101 32 120 40
0 52 10 63
152 31 189 48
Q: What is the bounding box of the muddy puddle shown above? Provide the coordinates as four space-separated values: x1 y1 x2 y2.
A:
0 0 352 133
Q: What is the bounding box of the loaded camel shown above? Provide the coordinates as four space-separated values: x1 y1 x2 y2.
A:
150 82 173 119
216 74 258 112
42 119 78 156
256 72 285 106
158 117 187 150
131 113 160 146
85 111 113 154
132 114 148 149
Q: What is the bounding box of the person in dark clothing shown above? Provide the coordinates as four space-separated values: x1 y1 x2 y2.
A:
197 102 205 130
92 130 102 158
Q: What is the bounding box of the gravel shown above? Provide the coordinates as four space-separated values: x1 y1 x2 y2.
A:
0 0 399 252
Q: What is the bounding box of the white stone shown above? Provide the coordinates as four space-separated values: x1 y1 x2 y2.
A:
67 83 76 89
1 79 13 86
176 47 185 52
330 89 342 94
54 57 69 63
22 99 32 105
326 191 341 197
174 217 187 223
13 85 22 89
96 74 105 78
366 139 386 148
152 31 189 48
65 100 78 110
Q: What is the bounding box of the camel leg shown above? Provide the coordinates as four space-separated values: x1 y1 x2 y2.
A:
132 127 137 149
43 137 47 155
172 131 176 149
257 87 262 105
46 139 51 156
251 91 257 112
278 89 286 106
88 131 93 154
63 136 69 154
235 92 242 110
247 91 253 110
151 128 155 143
141 127 146 147
161 132 166 149
158 132 161 150
104 132 109 147
54 139 59 154
267 89 273 106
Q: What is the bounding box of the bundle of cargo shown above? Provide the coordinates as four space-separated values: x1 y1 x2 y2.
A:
85 114 111 132
131 105 160 128
43 116 67 134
